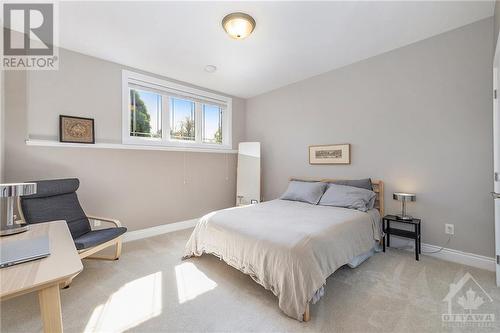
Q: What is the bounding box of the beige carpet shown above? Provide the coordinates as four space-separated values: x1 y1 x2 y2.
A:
1 228 499 333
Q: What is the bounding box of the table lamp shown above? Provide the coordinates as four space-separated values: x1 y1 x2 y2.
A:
393 192 416 220
0 183 37 236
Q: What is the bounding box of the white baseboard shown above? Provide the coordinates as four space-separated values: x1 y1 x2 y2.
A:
123 218 198 243
387 237 495 272
122 220 496 272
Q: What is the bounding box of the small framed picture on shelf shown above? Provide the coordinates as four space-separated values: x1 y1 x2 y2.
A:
309 144 350 165
59 115 95 144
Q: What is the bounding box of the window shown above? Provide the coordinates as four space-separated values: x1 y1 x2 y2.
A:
170 98 195 141
129 89 162 138
202 104 223 144
122 71 232 150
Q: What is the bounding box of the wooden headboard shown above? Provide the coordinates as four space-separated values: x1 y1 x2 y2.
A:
290 178 384 216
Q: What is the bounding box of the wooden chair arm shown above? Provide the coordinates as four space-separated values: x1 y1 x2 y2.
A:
86 216 122 227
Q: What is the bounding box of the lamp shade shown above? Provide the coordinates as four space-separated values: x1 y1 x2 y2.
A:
393 192 416 202
1 183 37 236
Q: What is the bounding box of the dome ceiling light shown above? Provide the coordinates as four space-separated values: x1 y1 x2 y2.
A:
222 12 256 40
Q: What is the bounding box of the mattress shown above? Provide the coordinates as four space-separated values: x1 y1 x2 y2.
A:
184 199 381 321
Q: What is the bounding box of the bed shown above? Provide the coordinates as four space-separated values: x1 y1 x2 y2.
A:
183 178 384 321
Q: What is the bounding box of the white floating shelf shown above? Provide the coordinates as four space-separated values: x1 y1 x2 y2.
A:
26 139 238 154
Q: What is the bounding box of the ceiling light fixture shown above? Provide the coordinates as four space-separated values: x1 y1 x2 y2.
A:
222 12 256 40
204 65 217 73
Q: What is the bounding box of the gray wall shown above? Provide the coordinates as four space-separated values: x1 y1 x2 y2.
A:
25 48 246 146
246 18 494 257
3 18 495 257
4 48 245 231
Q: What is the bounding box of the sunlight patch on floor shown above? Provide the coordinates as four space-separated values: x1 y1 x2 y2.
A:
83 272 162 333
175 262 217 304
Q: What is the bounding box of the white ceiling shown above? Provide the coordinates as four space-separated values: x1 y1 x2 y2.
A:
58 1 495 98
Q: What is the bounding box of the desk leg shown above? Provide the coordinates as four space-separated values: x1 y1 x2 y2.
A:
38 284 63 333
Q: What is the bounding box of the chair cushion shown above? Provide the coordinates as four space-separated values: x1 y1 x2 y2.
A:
74 227 127 250
21 192 92 239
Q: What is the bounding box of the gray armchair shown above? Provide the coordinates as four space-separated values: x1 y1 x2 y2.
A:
18 178 127 260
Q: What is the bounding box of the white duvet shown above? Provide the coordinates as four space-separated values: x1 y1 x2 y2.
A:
183 199 381 321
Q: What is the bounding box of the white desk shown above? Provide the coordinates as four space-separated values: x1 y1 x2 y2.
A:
0 221 83 333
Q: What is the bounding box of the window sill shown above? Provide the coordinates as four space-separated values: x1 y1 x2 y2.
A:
25 139 238 154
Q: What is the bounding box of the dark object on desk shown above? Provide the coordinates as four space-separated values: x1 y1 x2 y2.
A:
18 178 126 260
383 215 421 261
0 235 50 268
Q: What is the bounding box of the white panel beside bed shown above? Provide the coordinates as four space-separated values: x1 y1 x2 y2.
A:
236 142 261 205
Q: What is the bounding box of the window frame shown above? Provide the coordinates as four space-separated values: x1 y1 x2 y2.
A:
122 70 232 150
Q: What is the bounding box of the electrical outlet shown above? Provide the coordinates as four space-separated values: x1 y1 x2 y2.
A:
445 224 454 235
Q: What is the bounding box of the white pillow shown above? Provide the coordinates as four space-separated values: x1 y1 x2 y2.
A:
318 184 376 212
280 181 327 205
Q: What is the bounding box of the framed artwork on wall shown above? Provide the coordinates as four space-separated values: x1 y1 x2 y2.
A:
309 144 350 165
59 115 95 144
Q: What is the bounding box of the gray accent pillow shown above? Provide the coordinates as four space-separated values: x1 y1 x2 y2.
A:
280 181 327 205
318 183 376 212
367 194 377 210
330 178 373 191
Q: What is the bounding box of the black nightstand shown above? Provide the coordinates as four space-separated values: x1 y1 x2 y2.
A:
382 215 421 261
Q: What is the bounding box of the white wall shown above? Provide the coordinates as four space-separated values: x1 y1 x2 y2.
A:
4 48 245 231
245 18 494 257
25 48 245 147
